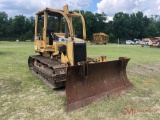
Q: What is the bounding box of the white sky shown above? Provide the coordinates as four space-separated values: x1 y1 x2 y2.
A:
97 0 160 20
0 0 160 20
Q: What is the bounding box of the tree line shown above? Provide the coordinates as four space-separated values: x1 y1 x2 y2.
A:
0 12 35 41
0 11 160 42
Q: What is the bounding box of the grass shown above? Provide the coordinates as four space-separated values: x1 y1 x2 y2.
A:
0 41 160 120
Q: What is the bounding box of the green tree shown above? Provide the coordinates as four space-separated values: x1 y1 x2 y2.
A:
24 17 35 39
113 12 131 41
0 12 8 37
94 12 107 32
83 11 97 40
13 15 26 38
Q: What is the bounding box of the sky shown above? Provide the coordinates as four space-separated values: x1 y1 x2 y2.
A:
0 0 160 21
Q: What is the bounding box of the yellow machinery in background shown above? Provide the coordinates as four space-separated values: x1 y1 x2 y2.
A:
141 37 160 47
151 40 160 48
28 5 133 112
93 32 109 45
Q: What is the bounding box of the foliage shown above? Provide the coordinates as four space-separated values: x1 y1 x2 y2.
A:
113 12 151 43
0 12 34 40
0 12 8 37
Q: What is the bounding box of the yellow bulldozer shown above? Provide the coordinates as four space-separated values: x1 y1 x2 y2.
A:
28 5 133 112
93 32 109 45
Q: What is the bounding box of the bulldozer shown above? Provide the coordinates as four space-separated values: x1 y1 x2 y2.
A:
93 32 109 45
28 5 133 112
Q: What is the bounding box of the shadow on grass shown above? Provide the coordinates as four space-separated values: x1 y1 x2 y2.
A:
54 86 65 92
0 78 23 94
0 51 14 56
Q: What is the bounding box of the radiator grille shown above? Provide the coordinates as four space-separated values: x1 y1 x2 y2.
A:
73 43 86 65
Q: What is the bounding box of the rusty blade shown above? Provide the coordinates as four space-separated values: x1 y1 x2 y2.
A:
66 57 133 112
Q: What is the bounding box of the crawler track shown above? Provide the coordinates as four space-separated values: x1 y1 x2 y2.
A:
28 55 66 89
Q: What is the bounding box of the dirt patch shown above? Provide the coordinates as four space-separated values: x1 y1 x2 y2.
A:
143 79 156 85
127 63 160 76
132 97 150 101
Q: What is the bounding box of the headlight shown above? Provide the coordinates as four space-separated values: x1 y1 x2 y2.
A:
34 46 38 50
35 36 39 40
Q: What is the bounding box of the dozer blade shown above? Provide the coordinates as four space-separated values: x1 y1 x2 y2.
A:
66 57 133 112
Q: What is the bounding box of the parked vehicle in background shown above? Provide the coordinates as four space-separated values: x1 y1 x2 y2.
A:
140 39 152 47
134 39 141 44
150 40 160 48
126 40 135 45
145 40 152 46
135 40 141 44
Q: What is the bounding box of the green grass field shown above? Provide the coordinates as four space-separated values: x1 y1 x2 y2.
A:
0 41 160 120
